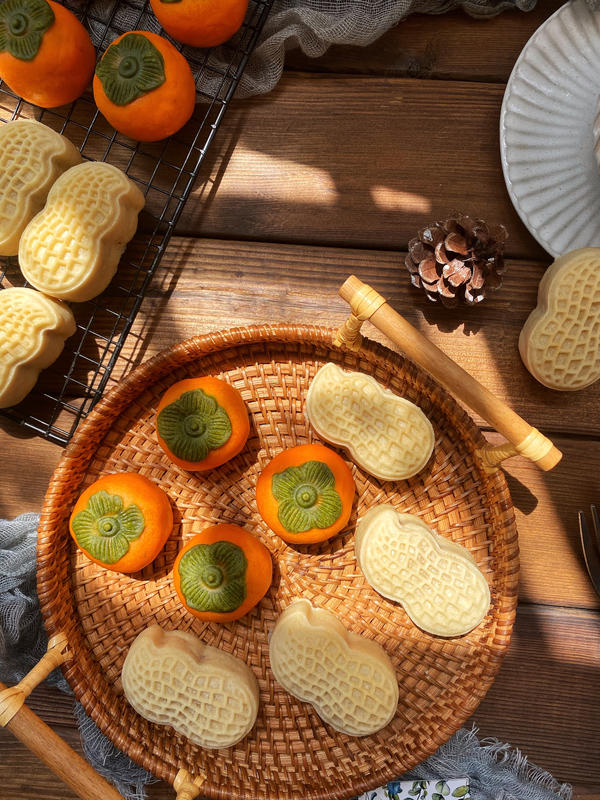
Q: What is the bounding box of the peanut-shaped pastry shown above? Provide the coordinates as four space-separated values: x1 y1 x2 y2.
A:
355 505 490 637
269 599 398 736
0 287 75 408
19 161 145 302
0 120 81 256
121 625 259 749
519 247 600 390
305 362 434 481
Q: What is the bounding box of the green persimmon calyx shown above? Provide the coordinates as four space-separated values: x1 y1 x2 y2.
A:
95 32 165 106
157 388 232 462
71 489 145 564
0 0 54 61
272 460 342 533
178 540 247 612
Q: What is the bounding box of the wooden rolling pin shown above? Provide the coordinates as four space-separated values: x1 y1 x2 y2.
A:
336 275 562 472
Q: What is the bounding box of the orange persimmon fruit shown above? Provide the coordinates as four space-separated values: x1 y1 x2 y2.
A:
256 443 355 545
0 0 95 108
93 30 195 142
156 376 250 471
150 0 249 49
173 524 272 622
69 472 173 573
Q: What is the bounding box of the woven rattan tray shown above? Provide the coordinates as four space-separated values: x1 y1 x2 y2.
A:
34 306 524 800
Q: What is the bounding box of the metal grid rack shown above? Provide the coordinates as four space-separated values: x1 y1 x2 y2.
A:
0 0 273 445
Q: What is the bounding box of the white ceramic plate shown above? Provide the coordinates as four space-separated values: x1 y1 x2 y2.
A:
500 0 600 257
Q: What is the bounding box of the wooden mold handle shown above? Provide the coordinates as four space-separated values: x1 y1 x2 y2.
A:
336 276 562 472
0 633 125 800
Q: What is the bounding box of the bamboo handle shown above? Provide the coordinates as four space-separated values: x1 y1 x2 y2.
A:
336 276 562 472
174 768 206 800
0 633 125 800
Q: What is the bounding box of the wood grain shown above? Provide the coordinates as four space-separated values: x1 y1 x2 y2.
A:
173 76 547 261
285 4 563 82
0 603 597 799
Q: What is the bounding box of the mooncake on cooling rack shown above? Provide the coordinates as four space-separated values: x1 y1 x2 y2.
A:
269 599 398 736
0 119 81 256
121 625 259 749
0 287 76 408
19 161 145 302
519 247 600 391
355 505 491 637
305 361 435 481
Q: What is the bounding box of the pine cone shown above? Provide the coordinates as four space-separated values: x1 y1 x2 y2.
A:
405 214 508 307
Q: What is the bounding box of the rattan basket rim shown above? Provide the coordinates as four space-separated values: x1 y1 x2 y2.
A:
36 323 519 800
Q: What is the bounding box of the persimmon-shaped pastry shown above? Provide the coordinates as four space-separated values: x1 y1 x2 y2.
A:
0 120 81 256
269 599 398 736
69 473 173 573
172 524 272 622
0 287 75 408
122 625 259 748
305 362 435 481
355 505 490 637
19 161 144 301
156 377 250 471
256 444 355 545
519 247 600 390
0 0 95 108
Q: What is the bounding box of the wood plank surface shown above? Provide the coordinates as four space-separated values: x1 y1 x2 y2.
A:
173 75 548 261
2 2 600 798
1 603 597 799
285 3 563 82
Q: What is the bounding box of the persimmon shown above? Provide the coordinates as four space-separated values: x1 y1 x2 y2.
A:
173 524 272 622
69 473 173 573
93 30 195 142
256 444 355 545
156 376 250 471
149 0 249 49
0 0 95 108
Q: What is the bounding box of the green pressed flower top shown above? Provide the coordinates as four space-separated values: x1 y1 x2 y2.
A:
178 540 247 613
272 460 342 534
157 388 232 463
71 490 145 564
95 32 165 106
0 0 54 61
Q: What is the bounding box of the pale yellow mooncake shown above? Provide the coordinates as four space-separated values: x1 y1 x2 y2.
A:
269 599 398 736
355 505 490 637
519 248 600 391
0 120 82 257
19 161 145 302
305 362 435 481
121 626 259 749
0 287 76 408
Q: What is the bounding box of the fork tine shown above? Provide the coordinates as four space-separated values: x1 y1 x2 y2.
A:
590 505 600 552
579 510 600 598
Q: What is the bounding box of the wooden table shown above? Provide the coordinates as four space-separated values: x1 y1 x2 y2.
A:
1 2 599 798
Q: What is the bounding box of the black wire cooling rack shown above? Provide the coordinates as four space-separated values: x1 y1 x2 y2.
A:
0 0 273 445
